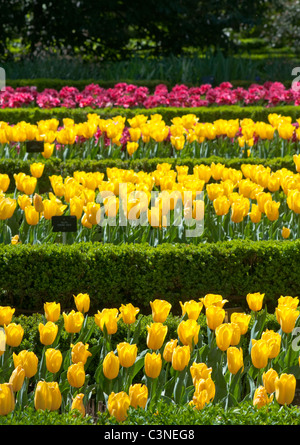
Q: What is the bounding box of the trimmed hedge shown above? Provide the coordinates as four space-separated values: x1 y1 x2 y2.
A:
5 77 295 92
5 78 173 93
1 239 300 314
1 104 300 125
0 155 297 195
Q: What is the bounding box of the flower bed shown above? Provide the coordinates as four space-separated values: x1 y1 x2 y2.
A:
0 292 299 422
1 81 300 109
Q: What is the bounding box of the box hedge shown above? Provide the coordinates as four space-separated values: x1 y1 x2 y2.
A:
0 239 299 314
0 104 299 125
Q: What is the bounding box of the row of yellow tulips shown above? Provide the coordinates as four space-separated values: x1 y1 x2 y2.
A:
0 113 299 160
1 156 300 243
0 291 300 421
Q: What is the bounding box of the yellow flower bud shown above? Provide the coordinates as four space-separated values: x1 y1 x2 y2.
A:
73 293 90 314
45 348 63 374
171 345 190 371
117 342 137 368
38 321 58 346
9 365 25 392
0 383 15 416
103 351 120 380
144 352 162 379
275 373 296 405
146 322 168 350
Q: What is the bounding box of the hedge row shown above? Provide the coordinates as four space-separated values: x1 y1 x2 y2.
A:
5 77 294 92
1 104 300 125
0 155 296 194
1 239 299 314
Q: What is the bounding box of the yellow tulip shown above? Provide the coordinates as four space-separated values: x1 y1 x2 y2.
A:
227 347 244 375
38 321 58 346
63 310 84 334
249 204 262 224
0 174 10 192
229 322 241 346
4 323 24 347
206 305 225 331
277 295 299 310
261 330 281 359
177 319 200 349
163 339 178 362
119 303 140 325
275 373 296 405
67 362 86 388
150 299 172 323
171 345 190 371
200 294 228 309
24 205 40 225
0 383 15 416
263 368 278 394
94 308 120 335
17 194 32 211
30 162 45 178
73 293 90 314
253 385 273 409
70 196 84 220
71 342 92 365
13 350 38 378
179 300 203 320
264 200 280 221
144 352 162 379
117 342 138 368
146 322 168 350
129 384 148 409
45 348 63 374
275 306 299 334
282 227 291 239
47 382 62 411
246 292 265 312
213 195 230 216
44 302 61 322
71 393 85 416
194 377 215 403
230 312 251 335
22 176 37 195
9 365 25 392
71 393 85 417
0 197 17 220
107 391 130 423
33 193 44 213
190 362 212 385
251 339 270 369
215 323 233 352
103 351 120 380
34 381 53 411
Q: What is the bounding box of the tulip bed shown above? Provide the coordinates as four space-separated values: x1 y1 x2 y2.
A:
0 292 300 423
1 81 300 109
1 86 300 425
